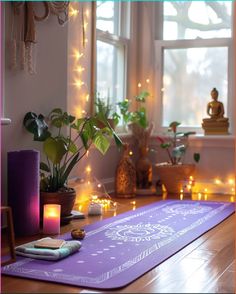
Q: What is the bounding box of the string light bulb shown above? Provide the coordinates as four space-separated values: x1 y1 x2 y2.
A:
70 7 79 17
214 178 221 185
75 66 85 73
74 79 84 89
228 178 234 185
73 50 83 60
86 165 91 174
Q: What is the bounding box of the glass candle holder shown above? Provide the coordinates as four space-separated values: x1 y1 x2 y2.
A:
43 204 61 235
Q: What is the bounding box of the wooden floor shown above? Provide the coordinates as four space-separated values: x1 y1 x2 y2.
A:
1 193 235 293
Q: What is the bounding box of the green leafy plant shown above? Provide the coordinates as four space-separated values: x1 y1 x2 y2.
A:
117 90 150 129
95 96 119 127
23 108 123 192
157 121 200 165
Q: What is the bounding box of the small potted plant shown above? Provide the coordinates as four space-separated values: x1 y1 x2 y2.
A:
94 96 119 129
117 91 154 192
156 121 200 194
23 108 122 221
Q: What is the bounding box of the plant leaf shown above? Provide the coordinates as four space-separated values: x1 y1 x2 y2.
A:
113 132 123 149
194 153 200 163
40 162 50 172
43 137 67 164
160 143 171 149
183 131 196 137
135 91 150 102
93 132 110 155
81 131 89 150
169 121 181 128
23 112 51 141
172 145 186 159
71 118 86 131
59 152 80 187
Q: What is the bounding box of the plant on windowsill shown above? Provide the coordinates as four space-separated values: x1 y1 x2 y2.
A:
23 108 123 221
156 121 200 194
117 91 155 192
94 96 119 129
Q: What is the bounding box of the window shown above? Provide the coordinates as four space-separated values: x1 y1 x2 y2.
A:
156 1 233 131
96 1 130 122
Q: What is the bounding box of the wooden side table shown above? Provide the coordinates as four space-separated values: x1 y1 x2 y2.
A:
1 206 16 266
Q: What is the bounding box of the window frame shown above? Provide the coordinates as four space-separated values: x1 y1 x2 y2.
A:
95 1 130 132
154 3 234 135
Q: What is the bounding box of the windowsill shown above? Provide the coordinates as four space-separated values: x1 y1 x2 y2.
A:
150 133 235 148
189 134 235 139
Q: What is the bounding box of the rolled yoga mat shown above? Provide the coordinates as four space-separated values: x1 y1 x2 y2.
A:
8 150 40 236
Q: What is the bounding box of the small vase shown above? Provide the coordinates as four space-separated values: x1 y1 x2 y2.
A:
115 144 136 198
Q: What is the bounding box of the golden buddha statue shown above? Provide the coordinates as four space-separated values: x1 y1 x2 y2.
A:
202 88 229 135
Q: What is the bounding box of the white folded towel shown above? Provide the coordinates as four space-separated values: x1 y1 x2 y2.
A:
15 237 81 261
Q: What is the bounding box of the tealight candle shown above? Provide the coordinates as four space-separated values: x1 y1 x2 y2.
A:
88 203 102 215
43 204 61 235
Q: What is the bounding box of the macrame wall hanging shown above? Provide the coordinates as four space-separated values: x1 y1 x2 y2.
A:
9 1 69 74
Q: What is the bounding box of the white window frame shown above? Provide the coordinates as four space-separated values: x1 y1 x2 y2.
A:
96 2 130 132
154 3 234 135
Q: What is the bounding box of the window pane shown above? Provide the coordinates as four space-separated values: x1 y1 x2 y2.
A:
96 1 120 35
162 47 228 127
96 41 124 112
163 1 232 40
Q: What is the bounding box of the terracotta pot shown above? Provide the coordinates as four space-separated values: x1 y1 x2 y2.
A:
96 118 115 129
40 189 76 217
155 163 195 194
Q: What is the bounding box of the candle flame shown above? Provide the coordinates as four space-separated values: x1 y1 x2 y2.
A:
228 178 234 185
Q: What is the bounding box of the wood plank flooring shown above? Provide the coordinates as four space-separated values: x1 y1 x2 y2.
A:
1 193 235 293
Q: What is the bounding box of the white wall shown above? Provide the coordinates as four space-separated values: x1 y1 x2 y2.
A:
1 3 68 203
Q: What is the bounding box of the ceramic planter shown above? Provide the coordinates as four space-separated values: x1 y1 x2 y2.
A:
155 163 195 194
40 189 76 218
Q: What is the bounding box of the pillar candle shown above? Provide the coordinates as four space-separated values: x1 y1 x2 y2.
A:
43 204 61 235
8 150 40 236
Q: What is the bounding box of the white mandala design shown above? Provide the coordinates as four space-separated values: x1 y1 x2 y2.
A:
162 203 212 216
105 223 175 242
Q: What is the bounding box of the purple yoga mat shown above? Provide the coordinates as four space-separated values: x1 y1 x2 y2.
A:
2 200 235 289
8 150 40 236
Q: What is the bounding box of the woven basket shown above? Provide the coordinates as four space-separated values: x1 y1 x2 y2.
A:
155 163 195 194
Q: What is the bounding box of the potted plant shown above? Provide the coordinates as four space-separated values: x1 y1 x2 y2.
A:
156 121 200 194
117 91 154 191
94 96 119 129
23 108 122 221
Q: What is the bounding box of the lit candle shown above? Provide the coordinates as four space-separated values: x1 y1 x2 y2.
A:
43 204 61 235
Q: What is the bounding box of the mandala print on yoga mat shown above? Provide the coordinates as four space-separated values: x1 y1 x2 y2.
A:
162 203 212 216
2 200 235 290
105 223 175 242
